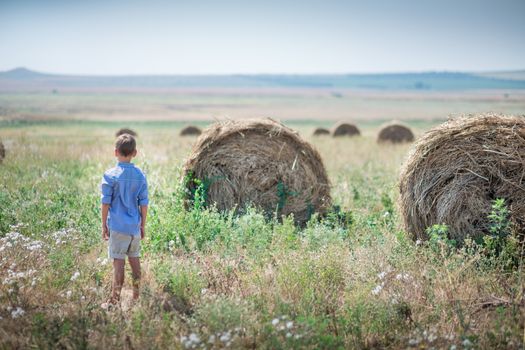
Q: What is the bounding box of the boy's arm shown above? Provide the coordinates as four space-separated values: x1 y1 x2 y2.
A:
140 205 148 239
138 177 149 239
101 204 110 240
101 173 113 241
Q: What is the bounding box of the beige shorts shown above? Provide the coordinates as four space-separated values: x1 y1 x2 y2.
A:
108 231 141 259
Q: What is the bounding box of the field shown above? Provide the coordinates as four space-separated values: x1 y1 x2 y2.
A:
1 89 525 123
0 120 523 349
1 69 525 123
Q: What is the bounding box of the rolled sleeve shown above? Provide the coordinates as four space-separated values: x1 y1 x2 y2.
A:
101 173 114 204
138 179 149 206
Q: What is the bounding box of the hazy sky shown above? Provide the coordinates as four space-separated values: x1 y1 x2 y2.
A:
1 0 524 74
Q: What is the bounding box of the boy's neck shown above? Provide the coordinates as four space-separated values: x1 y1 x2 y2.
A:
117 156 133 163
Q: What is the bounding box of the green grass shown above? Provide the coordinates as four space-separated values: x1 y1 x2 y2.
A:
0 122 523 349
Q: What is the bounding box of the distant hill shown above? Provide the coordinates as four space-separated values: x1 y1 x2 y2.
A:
0 67 54 79
1 67 525 91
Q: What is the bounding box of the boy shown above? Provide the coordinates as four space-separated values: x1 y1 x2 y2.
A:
100 134 148 308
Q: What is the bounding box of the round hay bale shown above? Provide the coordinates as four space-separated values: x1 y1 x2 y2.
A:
377 122 414 144
115 128 138 137
332 122 360 137
313 127 330 136
399 114 525 244
180 125 202 136
0 140 5 163
182 118 332 225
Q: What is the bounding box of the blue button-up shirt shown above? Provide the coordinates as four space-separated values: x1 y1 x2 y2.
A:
101 162 149 235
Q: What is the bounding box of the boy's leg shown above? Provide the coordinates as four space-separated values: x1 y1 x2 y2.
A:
112 258 125 302
128 257 141 300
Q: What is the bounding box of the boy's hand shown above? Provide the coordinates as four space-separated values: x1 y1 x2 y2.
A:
140 225 145 240
102 226 109 241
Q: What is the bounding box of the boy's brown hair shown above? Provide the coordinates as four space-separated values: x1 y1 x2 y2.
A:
115 134 136 157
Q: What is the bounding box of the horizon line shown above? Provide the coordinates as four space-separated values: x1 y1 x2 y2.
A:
2 66 525 77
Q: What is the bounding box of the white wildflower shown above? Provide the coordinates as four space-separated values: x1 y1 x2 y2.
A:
66 290 72 298
26 240 43 251
70 271 80 281
462 339 473 348
286 332 292 338
189 333 200 343
11 307 25 319
371 284 383 296
377 271 387 280
427 333 437 343
395 273 411 281
271 318 280 326
208 335 215 343
96 257 108 265
220 332 231 342
408 338 419 346
286 321 293 329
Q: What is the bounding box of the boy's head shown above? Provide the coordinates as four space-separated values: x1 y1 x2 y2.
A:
115 134 137 158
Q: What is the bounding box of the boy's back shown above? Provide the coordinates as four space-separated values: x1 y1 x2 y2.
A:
101 162 148 235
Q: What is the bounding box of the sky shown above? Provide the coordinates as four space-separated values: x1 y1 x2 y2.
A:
0 0 524 75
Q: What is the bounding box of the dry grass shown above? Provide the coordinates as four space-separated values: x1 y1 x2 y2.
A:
0 120 523 349
0 140 4 163
332 122 361 137
399 113 525 243
312 127 330 136
377 122 414 144
183 118 332 225
180 125 202 136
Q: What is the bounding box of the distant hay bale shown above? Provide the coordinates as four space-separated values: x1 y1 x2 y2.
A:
180 125 202 136
115 128 138 137
332 122 361 137
0 140 5 163
182 118 332 225
377 122 414 144
399 114 525 244
313 127 330 136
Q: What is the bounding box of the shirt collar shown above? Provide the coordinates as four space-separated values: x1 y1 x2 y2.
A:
118 162 134 167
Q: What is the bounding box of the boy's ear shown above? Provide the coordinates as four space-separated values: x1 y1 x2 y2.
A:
132 149 138 157
114 149 119 157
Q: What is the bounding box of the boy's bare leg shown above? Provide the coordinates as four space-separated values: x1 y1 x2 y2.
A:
128 257 141 300
112 258 125 302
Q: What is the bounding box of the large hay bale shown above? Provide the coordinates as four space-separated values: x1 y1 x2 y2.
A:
182 118 332 225
377 122 414 144
399 114 525 244
115 128 138 137
0 140 5 163
313 127 330 136
332 122 361 137
180 125 202 136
